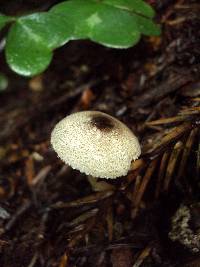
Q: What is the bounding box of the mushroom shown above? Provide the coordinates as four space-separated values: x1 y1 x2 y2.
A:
51 111 141 179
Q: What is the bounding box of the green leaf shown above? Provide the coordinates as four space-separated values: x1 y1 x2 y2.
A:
136 15 161 36
6 18 52 76
88 5 141 48
5 0 161 76
51 1 99 38
16 13 75 49
101 0 155 18
51 0 160 48
0 14 13 31
5 12 75 76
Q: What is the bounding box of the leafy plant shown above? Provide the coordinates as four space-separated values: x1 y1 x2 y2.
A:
0 0 161 76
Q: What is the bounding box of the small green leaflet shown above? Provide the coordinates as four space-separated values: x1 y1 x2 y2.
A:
4 0 160 76
51 0 160 48
6 12 75 76
0 14 14 30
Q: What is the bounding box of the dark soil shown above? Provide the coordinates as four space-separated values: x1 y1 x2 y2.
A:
0 1 200 267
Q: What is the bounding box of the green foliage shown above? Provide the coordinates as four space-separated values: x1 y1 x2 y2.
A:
1 0 161 76
6 13 74 76
0 14 13 30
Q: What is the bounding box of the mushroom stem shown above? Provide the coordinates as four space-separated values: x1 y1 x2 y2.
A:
87 176 115 192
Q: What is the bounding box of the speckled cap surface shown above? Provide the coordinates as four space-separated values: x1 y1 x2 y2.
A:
51 111 141 179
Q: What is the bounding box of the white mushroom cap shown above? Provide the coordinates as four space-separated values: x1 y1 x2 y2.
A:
51 111 141 179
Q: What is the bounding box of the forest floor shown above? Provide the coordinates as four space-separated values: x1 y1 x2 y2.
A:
0 0 200 266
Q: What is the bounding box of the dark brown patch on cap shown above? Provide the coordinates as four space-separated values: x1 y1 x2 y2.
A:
90 115 114 131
